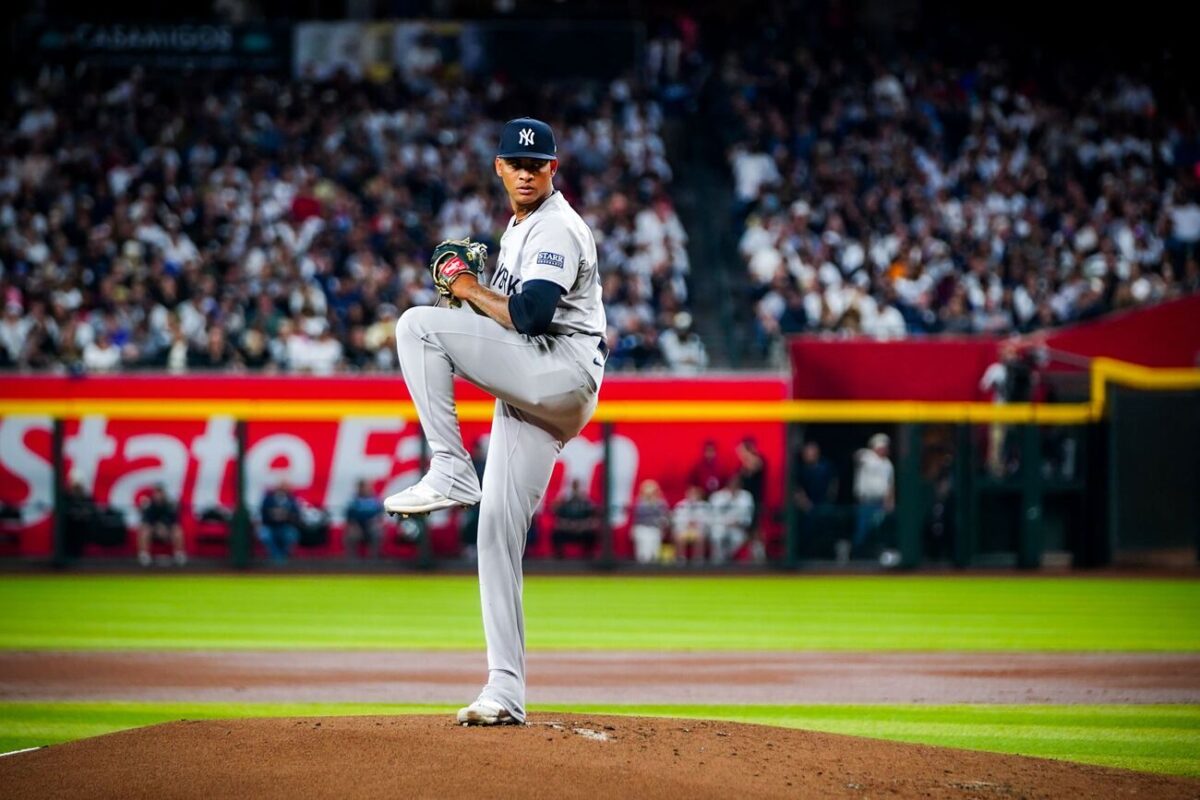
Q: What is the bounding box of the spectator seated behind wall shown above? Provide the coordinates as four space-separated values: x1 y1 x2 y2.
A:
671 484 711 564
259 481 301 565
343 480 384 559
62 472 99 559
61 470 127 559
551 479 601 560
136 483 187 567
708 475 755 564
630 479 671 564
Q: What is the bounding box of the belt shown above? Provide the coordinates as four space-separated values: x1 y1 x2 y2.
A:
566 330 608 364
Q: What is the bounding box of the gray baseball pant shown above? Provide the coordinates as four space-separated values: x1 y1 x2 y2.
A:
395 305 602 722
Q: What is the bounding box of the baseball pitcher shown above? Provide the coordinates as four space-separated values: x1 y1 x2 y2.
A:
386 117 607 725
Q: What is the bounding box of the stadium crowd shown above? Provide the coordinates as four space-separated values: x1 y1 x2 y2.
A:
722 40 1200 359
5 12 1199 376
0 66 691 373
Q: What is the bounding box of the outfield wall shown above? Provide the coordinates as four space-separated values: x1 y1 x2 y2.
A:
0 374 788 560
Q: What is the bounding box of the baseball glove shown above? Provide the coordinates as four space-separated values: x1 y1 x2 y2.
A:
429 239 488 308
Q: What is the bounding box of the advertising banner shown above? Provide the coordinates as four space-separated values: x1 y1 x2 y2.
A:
0 375 787 559
26 22 291 73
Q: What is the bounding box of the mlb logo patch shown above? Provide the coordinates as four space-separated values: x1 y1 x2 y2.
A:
536 251 566 269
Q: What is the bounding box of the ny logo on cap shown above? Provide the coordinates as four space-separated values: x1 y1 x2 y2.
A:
519 128 535 146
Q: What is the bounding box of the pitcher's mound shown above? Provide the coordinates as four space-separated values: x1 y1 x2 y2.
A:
1 714 1195 799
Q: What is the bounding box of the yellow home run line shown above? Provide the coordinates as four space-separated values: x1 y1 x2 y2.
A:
1090 357 1200 417
593 401 1096 424
1 359 1193 423
0 398 1092 423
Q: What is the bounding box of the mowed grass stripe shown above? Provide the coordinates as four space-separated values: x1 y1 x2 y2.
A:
0 576 1197 651
0 702 1197 777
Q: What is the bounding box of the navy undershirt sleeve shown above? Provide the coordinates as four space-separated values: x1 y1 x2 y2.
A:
508 279 565 336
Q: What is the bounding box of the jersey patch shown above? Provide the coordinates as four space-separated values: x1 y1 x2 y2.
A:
536 251 566 269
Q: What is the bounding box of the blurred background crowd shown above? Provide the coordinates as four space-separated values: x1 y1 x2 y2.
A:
1 67 691 373
714 8 1200 361
2 0 1198 375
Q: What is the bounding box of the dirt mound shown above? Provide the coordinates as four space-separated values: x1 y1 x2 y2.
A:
1 714 1196 799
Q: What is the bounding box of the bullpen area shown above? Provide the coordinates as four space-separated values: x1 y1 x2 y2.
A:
0 574 1197 798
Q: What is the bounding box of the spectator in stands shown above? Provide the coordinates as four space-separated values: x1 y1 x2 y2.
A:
671 484 710 564
794 440 838 549
0 302 25 367
609 316 663 371
1166 188 1200 262
735 437 767 563
136 484 186 567
630 479 671 564
293 322 344 376
239 327 273 371
259 480 301 565
851 433 895 560
659 311 708 373
343 480 385 560
708 475 755 564
688 440 725 498
189 327 240 371
551 479 601 560
82 331 121 373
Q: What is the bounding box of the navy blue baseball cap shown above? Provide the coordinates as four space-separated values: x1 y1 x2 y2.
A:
497 117 557 160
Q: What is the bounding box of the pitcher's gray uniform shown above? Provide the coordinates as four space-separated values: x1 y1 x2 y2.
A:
388 118 605 725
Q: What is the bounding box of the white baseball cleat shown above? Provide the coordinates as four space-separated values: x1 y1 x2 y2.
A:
456 698 521 726
384 482 472 518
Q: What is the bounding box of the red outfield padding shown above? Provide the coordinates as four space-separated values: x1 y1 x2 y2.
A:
790 337 1000 402
1038 293 1200 369
789 295 1200 402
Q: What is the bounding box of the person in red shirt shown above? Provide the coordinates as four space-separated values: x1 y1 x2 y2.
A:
688 440 725 498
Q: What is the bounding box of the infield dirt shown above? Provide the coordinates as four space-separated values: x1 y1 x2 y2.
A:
2 714 1198 799
3 650 1198 703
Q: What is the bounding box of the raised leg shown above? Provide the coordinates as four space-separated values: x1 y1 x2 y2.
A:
394 306 598 504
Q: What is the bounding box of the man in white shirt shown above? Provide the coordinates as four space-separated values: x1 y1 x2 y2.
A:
672 485 711 564
0 302 29 363
851 433 895 557
708 476 755 565
82 330 122 373
659 311 708 373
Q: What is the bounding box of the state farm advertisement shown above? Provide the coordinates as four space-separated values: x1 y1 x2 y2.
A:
0 375 787 558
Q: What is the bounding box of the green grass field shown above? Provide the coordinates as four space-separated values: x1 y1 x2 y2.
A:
1 575 1198 650
1 575 1198 777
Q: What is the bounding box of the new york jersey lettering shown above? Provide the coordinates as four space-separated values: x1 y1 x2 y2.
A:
492 264 522 296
